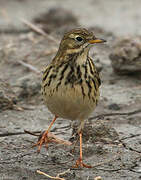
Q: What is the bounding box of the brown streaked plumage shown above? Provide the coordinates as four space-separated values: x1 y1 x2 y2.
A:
36 28 106 168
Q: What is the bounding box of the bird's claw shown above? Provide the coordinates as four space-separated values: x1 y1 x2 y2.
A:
73 158 92 168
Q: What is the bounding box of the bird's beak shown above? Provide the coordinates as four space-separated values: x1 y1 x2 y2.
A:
89 38 106 44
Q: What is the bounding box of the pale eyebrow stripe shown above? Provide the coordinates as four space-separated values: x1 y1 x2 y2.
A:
69 34 76 38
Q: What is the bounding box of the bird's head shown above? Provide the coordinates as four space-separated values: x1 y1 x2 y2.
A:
59 28 106 54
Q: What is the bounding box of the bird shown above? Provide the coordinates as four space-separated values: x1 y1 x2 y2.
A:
35 28 106 168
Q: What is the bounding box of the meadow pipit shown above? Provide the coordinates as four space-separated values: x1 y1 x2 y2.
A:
35 28 106 168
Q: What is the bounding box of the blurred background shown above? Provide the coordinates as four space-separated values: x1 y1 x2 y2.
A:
0 0 141 36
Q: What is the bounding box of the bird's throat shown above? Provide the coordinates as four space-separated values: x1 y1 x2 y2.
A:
75 48 90 65
53 46 90 65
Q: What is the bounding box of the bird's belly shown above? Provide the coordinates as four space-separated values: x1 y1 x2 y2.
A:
43 85 99 121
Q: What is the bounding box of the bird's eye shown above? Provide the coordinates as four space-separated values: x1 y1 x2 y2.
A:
76 36 83 42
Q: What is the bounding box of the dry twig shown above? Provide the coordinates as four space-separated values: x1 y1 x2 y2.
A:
25 130 72 146
37 169 70 180
0 130 41 137
21 18 47 37
21 18 59 44
57 169 70 178
46 132 72 146
18 60 41 74
89 109 141 121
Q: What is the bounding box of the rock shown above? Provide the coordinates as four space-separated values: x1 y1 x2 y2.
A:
0 79 17 111
109 37 141 75
108 103 121 111
34 7 79 35
16 74 41 103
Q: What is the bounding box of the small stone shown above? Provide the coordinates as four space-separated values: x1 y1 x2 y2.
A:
34 7 79 35
94 176 102 180
109 36 141 75
108 103 121 111
0 79 17 111
16 74 41 103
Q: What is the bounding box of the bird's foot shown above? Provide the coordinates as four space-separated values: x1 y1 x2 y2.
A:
73 158 92 168
33 131 72 153
32 130 50 152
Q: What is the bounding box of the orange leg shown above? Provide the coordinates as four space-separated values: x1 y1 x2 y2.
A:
74 131 92 168
34 116 58 152
33 116 72 152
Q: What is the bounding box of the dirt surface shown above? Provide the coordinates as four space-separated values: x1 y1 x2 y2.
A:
0 1 141 180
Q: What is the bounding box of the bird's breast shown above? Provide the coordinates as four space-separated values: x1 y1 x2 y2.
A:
42 61 100 120
43 82 99 121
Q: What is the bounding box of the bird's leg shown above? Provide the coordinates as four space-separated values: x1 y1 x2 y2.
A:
33 116 58 152
33 116 72 152
71 135 79 153
73 130 92 168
